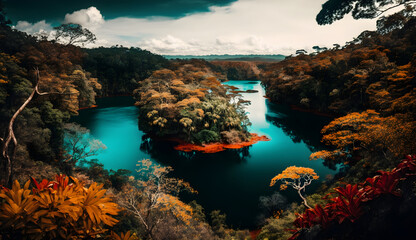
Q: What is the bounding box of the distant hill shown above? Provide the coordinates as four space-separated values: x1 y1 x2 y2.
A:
164 54 286 62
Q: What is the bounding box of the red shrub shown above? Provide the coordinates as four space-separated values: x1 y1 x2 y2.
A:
290 155 416 239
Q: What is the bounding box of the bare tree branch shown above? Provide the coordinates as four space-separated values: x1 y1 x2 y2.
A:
1 68 50 186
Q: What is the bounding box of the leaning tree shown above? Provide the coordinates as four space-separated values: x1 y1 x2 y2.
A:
0 69 73 186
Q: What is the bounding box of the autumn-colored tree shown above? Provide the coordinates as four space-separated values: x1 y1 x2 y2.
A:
118 159 196 240
270 166 319 209
0 174 120 239
134 64 251 145
310 110 416 166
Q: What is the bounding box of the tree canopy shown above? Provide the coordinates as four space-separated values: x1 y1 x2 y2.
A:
134 62 251 144
53 23 96 46
316 0 416 25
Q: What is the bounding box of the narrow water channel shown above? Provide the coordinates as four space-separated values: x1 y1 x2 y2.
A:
71 80 337 228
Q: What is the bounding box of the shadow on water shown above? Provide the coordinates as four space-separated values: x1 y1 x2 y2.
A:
264 102 339 171
70 82 339 229
140 138 252 164
265 102 331 154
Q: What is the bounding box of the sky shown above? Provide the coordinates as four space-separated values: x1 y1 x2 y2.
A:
5 0 378 55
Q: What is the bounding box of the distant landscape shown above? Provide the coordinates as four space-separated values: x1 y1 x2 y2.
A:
1 0 416 240
164 54 286 62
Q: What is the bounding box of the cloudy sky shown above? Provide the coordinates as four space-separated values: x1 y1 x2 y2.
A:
5 0 377 55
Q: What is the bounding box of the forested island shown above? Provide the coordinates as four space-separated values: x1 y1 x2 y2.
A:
1 0 416 239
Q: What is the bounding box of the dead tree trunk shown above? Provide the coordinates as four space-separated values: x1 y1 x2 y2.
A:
1 69 49 187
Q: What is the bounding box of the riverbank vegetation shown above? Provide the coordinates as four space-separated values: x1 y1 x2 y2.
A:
258 2 416 239
1 0 416 239
0 7 251 239
262 4 416 182
133 63 253 145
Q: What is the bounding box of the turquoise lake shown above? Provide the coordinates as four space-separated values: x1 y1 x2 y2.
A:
71 80 337 229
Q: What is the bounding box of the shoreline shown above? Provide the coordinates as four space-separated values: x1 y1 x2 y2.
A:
263 95 336 118
77 104 98 111
173 133 270 153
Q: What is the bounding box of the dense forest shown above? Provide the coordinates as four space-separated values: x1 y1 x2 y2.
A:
258 3 416 239
1 0 416 239
0 5 252 239
83 47 169 96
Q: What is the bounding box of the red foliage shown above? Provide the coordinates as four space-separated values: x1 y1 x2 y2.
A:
290 155 416 239
330 184 365 223
294 204 332 229
31 174 72 192
31 177 53 193
396 155 416 174
53 174 71 189
173 133 270 153
249 229 261 240
365 170 402 197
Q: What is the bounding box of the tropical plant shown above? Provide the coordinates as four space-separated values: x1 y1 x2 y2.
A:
0 174 120 239
110 231 139 240
289 155 416 239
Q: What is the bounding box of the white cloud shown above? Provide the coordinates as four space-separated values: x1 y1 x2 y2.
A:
140 35 197 53
14 20 53 35
64 6 105 30
90 0 377 55
13 0 380 55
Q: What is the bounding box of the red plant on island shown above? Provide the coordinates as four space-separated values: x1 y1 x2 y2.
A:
174 133 270 153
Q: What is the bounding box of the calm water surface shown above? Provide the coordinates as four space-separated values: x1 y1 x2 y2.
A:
71 81 337 228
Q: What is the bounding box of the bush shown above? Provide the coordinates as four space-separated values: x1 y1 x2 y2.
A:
221 130 249 144
193 130 220 144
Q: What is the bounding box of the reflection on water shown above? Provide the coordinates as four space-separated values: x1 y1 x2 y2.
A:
71 81 337 229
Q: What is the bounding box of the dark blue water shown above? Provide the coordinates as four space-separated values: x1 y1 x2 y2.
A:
71 81 337 229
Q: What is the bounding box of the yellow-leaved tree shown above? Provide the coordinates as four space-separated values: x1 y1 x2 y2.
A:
270 166 319 209
118 159 196 240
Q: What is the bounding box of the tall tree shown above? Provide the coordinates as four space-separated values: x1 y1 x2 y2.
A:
316 0 416 25
0 69 51 186
270 166 319 209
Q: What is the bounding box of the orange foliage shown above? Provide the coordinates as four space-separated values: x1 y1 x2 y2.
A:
0 175 119 239
310 110 416 163
270 166 319 187
157 194 193 225
174 133 270 153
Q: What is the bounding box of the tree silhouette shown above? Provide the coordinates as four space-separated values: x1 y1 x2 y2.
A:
0 0 11 26
317 0 416 25
53 23 96 46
